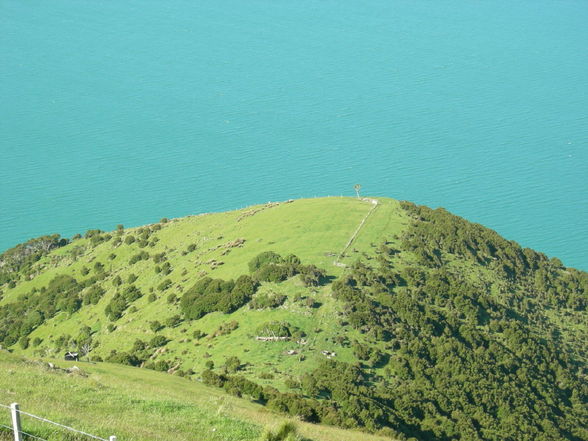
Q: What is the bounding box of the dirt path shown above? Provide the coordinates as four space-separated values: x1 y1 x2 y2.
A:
334 198 379 267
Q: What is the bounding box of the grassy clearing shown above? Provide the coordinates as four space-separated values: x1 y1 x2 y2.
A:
0 351 391 441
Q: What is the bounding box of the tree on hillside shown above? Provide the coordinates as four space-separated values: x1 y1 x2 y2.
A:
81 342 92 359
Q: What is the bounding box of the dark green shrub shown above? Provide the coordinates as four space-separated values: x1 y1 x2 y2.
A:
213 320 239 337
225 356 241 373
157 279 173 291
132 339 146 352
202 369 225 388
248 251 284 273
165 315 182 328
83 285 105 305
149 335 169 347
250 293 287 310
256 321 294 338
122 285 142 302
352 341 371 360
152 360 170 371
129 251 149 265
160 262 172 275
106 351 140 366
180 275 257 320
299 265 327 287
104 295 127 321
254 264 289 283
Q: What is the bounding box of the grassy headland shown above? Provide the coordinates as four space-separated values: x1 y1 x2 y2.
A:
0 196 586 441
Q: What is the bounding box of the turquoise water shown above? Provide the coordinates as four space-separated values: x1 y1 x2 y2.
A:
1 0 587 270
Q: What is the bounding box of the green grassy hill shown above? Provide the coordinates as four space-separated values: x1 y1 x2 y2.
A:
1 198 408 381
0 196 586 441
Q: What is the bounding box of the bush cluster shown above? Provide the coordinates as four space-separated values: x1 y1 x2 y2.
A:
0 234 68 285
180 275 258 320
249 292 287 310
104 285 142 321
129 251 149 265
249 252 327 287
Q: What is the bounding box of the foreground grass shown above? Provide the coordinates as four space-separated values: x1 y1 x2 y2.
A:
0 351 392 441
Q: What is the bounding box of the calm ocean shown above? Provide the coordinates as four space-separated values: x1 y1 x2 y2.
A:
1 0 587 270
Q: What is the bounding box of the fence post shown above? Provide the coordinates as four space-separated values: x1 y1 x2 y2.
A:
10 403 22 441
109 436 117 441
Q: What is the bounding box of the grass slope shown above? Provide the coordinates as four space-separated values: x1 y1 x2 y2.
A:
0 197 404 440
0 351 390 441
1 197 407 381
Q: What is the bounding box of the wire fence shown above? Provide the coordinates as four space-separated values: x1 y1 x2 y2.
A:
0 403 116 441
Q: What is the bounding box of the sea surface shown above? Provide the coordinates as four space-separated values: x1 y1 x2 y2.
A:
1 0 587 270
